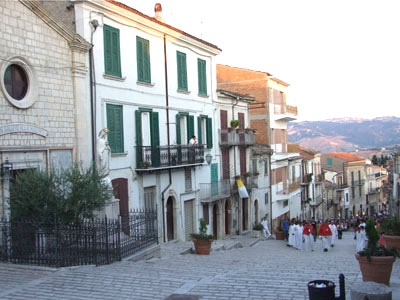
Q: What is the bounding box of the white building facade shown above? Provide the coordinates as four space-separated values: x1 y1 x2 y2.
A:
67 0 222 241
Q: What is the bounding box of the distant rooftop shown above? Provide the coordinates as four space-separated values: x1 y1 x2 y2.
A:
325 152 365 162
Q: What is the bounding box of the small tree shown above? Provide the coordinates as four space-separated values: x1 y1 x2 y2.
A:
10 163 112 225
371 155 379 165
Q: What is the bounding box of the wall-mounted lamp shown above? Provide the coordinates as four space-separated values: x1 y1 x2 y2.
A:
1 159 13 177
205 154 212 165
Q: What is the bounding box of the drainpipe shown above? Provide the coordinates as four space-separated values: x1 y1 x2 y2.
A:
232 97 240 234
89 20 98 163
161 33 172 243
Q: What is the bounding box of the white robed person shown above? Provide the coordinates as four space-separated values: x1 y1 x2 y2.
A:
293 222 301 250
329 220 338 247
356 224 367 252
297 222 304 250
261 216 271 239
288 221 295 247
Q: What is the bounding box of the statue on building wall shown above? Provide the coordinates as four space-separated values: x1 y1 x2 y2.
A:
96 128 112 188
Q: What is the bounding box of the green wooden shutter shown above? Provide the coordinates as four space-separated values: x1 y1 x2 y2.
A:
143 38 151 83
150 111 160 167
264 159 268 175
107 104 124 153
135 110 142 167
206 117 212 149
197 116 202 145
137 37 151 83
104 25 121 77
111 29 121 77
198 59 207 95
176 114 181 145
211 163 218 196
136 37 144 82
188 115 194 143
177 51 187 91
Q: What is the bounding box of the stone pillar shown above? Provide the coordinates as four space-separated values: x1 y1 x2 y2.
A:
70 39 92 166
351 282 392 300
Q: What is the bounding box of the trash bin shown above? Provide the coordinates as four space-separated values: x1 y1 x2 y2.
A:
308 280 336 300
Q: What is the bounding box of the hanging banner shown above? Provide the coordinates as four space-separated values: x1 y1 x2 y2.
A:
236 178 249 198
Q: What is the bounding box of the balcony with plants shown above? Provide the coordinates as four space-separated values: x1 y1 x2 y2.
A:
136 144 205 172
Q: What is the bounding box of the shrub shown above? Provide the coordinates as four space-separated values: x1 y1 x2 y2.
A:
191 219 213 241
10 163 112 225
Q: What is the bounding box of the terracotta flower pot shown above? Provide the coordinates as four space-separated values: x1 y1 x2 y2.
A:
355 253 395 286
193 239 212 255
383 235 400 254
275 230 285 240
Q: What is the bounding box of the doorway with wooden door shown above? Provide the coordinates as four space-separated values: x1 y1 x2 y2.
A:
166 196 175 241
254 200 259 224
112 178 129 235
225 199 231 236
242 198 248 231
213 203 218 239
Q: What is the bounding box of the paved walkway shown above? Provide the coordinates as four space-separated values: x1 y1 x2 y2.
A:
0 232 399 299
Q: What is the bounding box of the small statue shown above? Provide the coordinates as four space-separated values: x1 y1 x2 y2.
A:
96 128 112 188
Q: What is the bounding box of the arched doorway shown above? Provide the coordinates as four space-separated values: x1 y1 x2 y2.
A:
242 198 248 231
166 196 175 241
254 200 259 224
213 204 218 239
225 200 231 235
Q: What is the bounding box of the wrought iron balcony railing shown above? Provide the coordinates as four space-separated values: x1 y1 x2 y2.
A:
200 179 231 203
351 180 366 187
219 129 255 147
136 145 204 170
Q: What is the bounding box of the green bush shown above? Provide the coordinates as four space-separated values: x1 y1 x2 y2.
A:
359 218 394 260
253 223 264 231
382 217 400 236
191 219 213 241
10 163 112 225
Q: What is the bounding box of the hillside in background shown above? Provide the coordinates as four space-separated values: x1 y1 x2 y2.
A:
288 116 400 153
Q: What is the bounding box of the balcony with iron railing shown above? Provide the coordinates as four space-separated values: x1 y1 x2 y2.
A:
367 187 381 195
200 179 231 203
301 173 313 185
272 104 298 122
135 145 204 171
219 129 255 147
351 179 366 187
289 180 301 193
336 183 349 190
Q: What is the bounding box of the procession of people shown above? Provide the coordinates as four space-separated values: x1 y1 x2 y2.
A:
273 214 388 253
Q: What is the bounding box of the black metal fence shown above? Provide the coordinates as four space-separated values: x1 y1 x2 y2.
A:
0 209 157 267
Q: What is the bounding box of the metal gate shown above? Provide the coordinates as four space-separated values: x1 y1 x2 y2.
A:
184 200 194 241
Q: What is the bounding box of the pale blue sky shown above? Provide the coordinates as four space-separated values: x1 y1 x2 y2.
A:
122 0 400 121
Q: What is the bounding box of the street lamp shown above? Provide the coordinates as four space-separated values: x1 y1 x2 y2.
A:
205 153 212 165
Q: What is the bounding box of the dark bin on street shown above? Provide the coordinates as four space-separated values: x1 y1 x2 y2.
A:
308 280 336 300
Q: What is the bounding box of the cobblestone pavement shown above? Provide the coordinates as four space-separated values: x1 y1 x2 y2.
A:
1 232 400 299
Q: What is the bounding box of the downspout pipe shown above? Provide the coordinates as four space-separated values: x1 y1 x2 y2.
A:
89 20 98 164
161 34 172 243
232 97 239 234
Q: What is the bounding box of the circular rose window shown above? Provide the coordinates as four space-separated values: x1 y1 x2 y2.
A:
4 64 28 100
0 56 38 109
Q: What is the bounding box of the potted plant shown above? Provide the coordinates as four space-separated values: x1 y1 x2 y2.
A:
243 172 251 178
355 218 396 286
191 219 214 255
382 217 400 254
230 119 240 129
275 220 285 240
252 223 264 238
305 197 312 204
142 161 151 168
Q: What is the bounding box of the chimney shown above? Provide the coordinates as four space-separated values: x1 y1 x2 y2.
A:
154 3 164 22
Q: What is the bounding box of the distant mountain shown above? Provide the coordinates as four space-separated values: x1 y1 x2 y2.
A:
287 116 400 152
